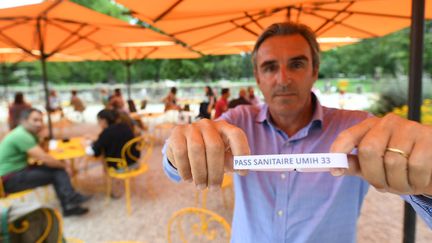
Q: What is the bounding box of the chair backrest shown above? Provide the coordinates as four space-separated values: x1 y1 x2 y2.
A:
105 135 153 171
167 207 231 243
121 135 154 165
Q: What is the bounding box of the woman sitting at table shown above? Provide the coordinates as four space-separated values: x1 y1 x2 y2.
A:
86 109 140 171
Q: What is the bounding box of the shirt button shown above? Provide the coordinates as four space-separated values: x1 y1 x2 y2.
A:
428 207 432 213
277 210 283 217
280 173 286 179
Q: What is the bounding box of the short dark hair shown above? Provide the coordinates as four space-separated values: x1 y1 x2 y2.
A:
14 92 25 104
221 88 230 95
71 90 77 95
252 22 320 73
97 109 119 126
171 87 177 94
20 107 42 121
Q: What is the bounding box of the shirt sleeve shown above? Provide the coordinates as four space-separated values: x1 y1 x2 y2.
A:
91 131 106 157
15 129 38 153
402 195 432 228
161 143 181 182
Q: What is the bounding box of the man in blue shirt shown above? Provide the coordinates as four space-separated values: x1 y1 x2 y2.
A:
163 22 432 242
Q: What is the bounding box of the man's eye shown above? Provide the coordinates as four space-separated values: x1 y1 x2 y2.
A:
290 61 305 69
263 64 277 73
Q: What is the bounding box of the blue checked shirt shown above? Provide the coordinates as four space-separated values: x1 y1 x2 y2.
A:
163 95 432 243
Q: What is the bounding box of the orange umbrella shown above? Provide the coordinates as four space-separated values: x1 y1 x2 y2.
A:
116 0 431 54
0 0 170 138
196 36 359 55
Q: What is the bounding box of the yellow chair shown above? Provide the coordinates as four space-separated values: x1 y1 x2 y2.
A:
8 208 64 243
167 207 231 243
105 135 154 215
195 174 234 210
0 177 35 206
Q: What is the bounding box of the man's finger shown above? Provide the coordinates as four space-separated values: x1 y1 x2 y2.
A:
330 154 360 176
216 121 250 176
168 128 192 182
199 120 225 189
186 125 208 189
330 117 378 154
215 121 251 156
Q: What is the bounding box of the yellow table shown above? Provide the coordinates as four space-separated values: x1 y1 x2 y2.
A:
49 137 86 160
49 137 86 184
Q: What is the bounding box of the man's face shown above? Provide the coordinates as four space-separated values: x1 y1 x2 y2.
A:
22 111 44 134
254 34 318 117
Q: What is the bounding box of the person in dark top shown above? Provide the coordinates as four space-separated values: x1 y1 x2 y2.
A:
228 88 251 109
197 86 217 120
88 109 139 170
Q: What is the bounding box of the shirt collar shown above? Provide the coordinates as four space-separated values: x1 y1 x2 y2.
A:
255 92 324 130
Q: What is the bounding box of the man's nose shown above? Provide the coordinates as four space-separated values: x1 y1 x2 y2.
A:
276 66 292 85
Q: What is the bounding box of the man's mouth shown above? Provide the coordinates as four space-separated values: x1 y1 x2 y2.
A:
273 93 296 97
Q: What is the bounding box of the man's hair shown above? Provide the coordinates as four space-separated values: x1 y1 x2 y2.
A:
252 22 320 73
71 90 77 95
20 107 42 121
14 92 25 104
170 87 177 95
221 88 230 95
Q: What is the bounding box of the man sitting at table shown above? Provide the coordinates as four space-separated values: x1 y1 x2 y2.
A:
0 108 90 216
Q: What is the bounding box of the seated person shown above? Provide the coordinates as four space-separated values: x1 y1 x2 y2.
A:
0 108 90 216
8 92 31 130
228 88 251 109
87 109 140 171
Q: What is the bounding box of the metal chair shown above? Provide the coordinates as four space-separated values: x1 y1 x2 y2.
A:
167 207 231 243
104 135 154 215
195 174 234 210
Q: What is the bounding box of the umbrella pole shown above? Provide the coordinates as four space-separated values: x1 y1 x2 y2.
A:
404 0 425 242
126 61 132 100
1 63 8 104
41 56 53 139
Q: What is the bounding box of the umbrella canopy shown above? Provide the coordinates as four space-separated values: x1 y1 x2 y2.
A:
71 41 201 60
0 0 171 59
197 36 359 55
0 0 171 138
116 0 431 54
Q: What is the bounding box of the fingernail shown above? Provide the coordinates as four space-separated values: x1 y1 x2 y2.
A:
209 185 220 191
196 184 207 190
330 168 344 176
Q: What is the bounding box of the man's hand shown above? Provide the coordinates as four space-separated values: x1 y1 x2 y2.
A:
330 113 432 195
27 146 66 169
166 119 250 189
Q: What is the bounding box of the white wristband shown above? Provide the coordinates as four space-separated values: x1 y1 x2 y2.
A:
234 153 348 172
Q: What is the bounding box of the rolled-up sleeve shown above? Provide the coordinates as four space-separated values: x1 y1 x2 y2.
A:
403 195 432 228
161 143 181 182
